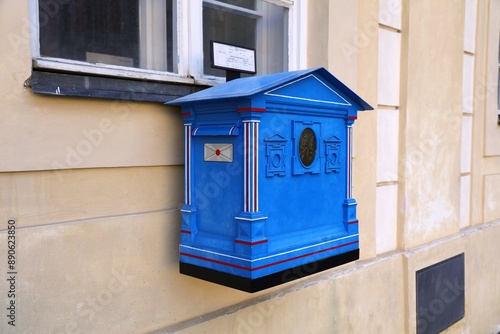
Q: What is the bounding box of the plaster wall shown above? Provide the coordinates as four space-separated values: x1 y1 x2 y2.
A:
484 0 500 156
0 167 184 229
484 174 500 223
175 254 406 334
0 93 184 172
480 0 500 226
470 0 500 227
306 0 329 69
399 0 464 249
327 1 358 90
376 0 401 256
466 220 500 334
353 0 379 260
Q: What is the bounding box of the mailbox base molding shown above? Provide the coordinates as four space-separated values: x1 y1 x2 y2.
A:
179 249 359 293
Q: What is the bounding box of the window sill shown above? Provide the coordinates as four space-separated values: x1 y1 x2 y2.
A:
33 58 195 85
26 69 211 103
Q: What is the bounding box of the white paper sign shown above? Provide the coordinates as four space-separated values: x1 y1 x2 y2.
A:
211 41 256 74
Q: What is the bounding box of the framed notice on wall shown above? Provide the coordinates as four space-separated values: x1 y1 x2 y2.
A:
210 41 256 74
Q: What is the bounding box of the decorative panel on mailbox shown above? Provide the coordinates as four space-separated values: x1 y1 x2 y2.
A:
168 67 373 292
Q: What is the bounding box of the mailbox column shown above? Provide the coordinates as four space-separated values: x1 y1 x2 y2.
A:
180 111 197 244
344 115 358 234
234 109 268 256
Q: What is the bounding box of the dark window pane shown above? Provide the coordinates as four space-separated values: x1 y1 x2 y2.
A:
203 6 256 77
166 0 175 73
38 0 175 71
40 1 140 67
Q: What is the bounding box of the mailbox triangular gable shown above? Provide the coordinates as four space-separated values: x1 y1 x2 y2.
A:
167 67 373 112
263 73 352 106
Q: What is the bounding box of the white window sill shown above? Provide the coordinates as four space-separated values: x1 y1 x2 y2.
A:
33 57 197 86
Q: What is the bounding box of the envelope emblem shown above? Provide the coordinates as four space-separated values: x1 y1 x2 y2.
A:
204 143 233 162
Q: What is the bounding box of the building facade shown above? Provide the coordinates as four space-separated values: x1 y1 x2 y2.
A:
0 0 499 333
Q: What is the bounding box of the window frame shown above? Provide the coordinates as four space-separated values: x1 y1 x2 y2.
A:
28 0 307 91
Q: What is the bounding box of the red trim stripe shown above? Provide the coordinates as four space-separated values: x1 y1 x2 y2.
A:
180 252 251 271
253 241 359 271
181 112 191 117
180 230 192 234
348 220 359 225
234 239 268 246
181 240 358 272
237 107 266 113
348 115 357 120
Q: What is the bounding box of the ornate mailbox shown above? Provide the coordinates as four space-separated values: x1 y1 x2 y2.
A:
168 67 372 292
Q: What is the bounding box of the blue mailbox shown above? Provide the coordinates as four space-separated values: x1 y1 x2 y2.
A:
168 67 372 292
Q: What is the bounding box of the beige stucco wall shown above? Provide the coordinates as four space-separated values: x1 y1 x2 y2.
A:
484 0 500 157
1 96 184 172
355 0 379 260
399 0 464 249
470 0 500 228
175 253 406 334
482 0 500 227
1 0 500 333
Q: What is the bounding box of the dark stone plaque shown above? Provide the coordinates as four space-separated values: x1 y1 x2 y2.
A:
298 127 317 167
416 253 465 334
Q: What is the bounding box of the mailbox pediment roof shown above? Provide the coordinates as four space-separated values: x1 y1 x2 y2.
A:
168 67 373 111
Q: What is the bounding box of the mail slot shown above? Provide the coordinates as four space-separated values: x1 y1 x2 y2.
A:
168 67 373 292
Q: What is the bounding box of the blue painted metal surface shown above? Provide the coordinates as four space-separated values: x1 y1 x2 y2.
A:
168 67 373 292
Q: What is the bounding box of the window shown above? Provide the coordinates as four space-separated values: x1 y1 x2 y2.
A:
30 0 303 90
202 0 288 77
39 1 176 72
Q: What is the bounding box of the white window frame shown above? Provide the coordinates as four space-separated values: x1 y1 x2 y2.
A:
28 0 307 86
